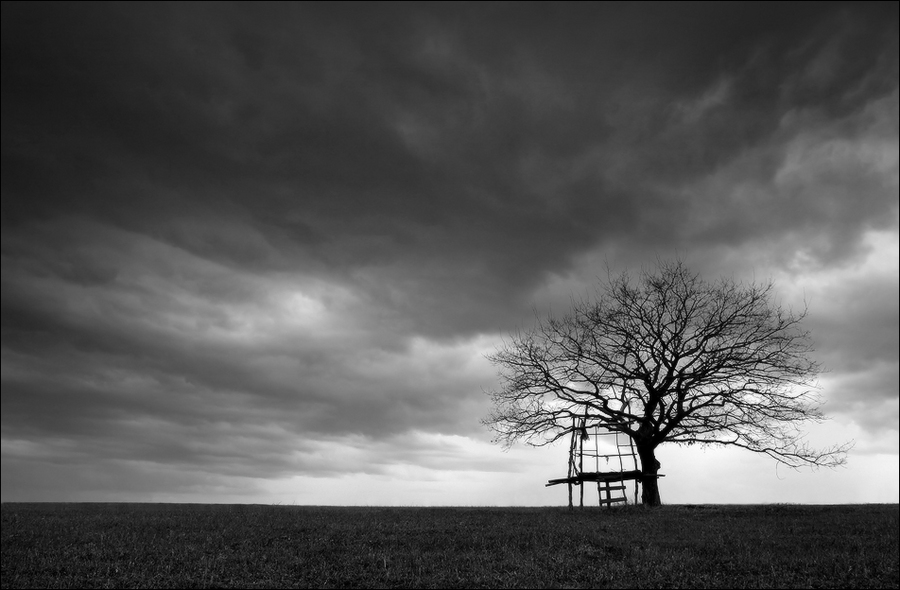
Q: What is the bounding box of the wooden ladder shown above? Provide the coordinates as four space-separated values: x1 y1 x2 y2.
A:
597 480 628 506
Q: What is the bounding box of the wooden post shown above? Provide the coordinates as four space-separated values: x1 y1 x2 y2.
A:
569 418 577 510
578 425 584 508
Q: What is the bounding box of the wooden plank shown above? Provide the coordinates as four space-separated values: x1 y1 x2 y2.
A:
546 469 644 486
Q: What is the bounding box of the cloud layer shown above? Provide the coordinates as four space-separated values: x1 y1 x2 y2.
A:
2 3 897 503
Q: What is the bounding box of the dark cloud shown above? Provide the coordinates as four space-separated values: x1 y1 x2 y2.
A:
2 2 897 502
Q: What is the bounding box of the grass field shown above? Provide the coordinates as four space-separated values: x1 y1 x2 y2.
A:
1 503 897 589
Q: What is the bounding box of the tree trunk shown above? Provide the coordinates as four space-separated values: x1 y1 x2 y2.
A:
636 444 662 507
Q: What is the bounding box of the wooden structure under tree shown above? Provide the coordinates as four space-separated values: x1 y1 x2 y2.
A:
546 416 662 508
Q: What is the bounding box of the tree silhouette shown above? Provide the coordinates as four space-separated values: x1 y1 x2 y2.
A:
484 259 851 506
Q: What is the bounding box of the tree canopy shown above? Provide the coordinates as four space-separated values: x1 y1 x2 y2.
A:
483 260 851 506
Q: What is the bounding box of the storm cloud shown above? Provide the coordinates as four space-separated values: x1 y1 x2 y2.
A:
2 2 897 504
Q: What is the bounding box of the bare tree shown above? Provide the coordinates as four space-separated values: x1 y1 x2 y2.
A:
483 259 851 506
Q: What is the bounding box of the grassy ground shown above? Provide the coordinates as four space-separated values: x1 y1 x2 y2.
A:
1 503 897 589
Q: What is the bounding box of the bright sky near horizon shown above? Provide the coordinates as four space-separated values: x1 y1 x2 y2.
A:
2 2 898 505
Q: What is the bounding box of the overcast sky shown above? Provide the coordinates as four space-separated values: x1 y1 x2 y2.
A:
2 2 897 505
